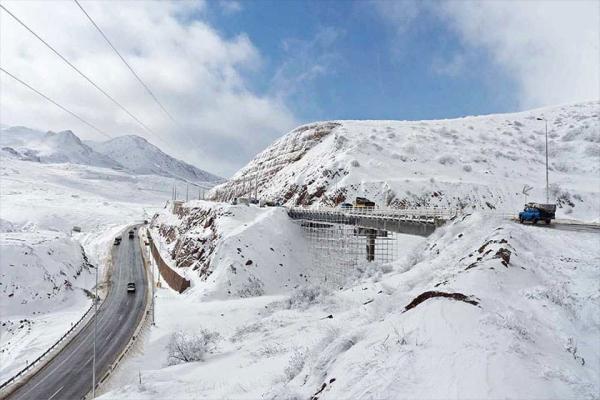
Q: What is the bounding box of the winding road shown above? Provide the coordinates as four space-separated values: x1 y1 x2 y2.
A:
5 227 148 400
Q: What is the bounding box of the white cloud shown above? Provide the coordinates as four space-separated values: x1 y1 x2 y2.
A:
438 0 600 108
0 0 296 177
431 53 465 77
219 0 242 15
371 0 420 33
271 27 343 105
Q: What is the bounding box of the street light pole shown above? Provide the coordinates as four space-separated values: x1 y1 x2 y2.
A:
92 262 98 398
151 237 155 325
537 117 549 203
545 119 549 203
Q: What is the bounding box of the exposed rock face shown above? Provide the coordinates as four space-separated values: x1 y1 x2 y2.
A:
209 122 342 205
155 206 225 279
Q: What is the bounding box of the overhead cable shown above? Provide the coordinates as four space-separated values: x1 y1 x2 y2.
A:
0 67 111 138
0 4 157 136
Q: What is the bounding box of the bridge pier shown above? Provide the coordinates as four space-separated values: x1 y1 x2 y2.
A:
366 229 376 262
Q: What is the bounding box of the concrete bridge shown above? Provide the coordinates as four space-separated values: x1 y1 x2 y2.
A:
287 206 453 237
287 207 455 263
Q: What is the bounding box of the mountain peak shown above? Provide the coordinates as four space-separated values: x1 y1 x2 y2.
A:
44 130 82 145
89 135 222 184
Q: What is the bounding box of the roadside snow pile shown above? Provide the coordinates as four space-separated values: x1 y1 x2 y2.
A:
99 213 599 399
210 101 599 220
0 229 95 383
150 201 313 298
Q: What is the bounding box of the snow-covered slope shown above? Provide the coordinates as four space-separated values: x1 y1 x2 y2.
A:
100 212 599 400
0 228 96 382
149 201 314 299
210 101 599 220
88 135 222 185
0 154 201 384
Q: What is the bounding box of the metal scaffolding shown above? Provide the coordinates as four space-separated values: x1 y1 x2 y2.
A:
297 210 399 289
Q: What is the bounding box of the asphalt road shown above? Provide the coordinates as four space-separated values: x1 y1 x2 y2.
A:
5 228 147 400
518 220 600 234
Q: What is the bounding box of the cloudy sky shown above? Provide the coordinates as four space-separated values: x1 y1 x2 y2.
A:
0 0 598 177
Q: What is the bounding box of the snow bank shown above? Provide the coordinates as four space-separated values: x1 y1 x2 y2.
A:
99 213 599 399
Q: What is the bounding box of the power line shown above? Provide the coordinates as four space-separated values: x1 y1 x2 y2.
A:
0 3 157 137
73 0 178 125
0 67 111 139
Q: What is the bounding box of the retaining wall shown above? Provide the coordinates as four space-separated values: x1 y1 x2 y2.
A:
147 231 190 293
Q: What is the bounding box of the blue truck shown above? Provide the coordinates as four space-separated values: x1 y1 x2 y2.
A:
518 203 556 224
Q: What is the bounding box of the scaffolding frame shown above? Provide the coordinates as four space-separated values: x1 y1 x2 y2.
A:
297 210 398 289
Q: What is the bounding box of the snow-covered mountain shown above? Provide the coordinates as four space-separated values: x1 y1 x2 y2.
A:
209 101 599 220
88 135 222 185
0 126 222 185
1 127 119 168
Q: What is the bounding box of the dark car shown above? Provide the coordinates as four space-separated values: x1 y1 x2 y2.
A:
340 203 353 209
113 236 122 246
127 282 136 293
128 230 134 239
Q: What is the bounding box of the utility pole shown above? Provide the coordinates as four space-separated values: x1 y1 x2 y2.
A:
92 262 98 398
151 237 155 325
186 184 189 202
254 173 258 202
537 117 549 203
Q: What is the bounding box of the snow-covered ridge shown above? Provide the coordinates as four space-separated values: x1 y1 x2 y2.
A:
88 135 222 185
209 101 599 220
1 128 119 168
1 126 222 185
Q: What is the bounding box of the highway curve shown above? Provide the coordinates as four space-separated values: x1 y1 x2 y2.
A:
4 227 148 400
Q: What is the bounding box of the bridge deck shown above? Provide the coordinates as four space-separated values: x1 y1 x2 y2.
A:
288 207 451 237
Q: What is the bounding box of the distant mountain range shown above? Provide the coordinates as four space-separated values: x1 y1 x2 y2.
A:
0 126 222 185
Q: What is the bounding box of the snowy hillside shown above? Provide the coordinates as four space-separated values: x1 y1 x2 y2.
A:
0 228 96 382
88 135 222 185
0 154 200 384
210 101 600 221
149 201 316 299
100 210 599 399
